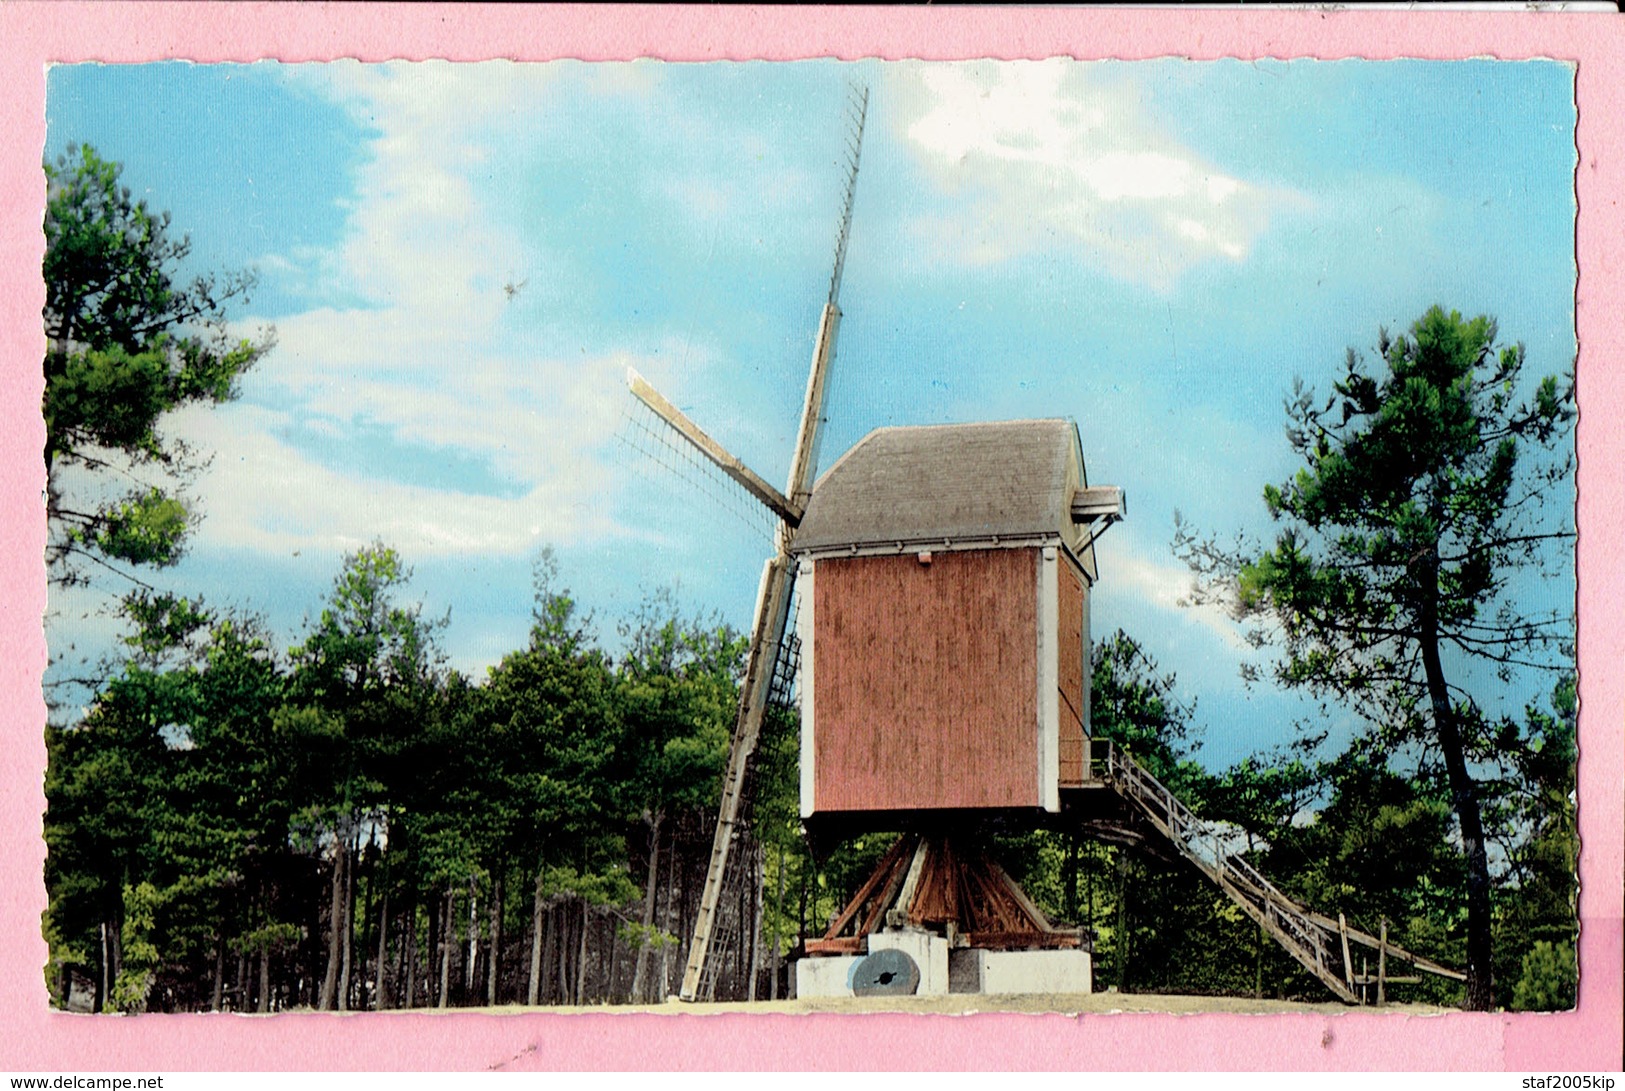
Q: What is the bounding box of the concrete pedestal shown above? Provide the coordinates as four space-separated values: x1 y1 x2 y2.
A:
950 947 1092 995
796 932 1090 999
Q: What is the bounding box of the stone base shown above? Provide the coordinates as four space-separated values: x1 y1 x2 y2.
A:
950 947 1092 995
795 953 864 998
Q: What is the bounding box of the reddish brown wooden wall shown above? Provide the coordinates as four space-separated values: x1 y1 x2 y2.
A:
1057 560 1087 787
811 548 1039 813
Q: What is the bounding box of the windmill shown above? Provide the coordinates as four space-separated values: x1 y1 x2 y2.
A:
625 85 867 1001
625 82 1466 1006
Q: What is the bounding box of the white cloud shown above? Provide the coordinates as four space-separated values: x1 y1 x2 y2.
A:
167 389 626 558
161 62 681 561
1104 547 1252 654
890 60 1304 285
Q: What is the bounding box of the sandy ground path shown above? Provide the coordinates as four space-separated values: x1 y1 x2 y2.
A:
460 992 1449 1017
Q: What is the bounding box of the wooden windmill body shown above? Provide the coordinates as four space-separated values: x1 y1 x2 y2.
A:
788 419 1124 998
626 86 1466 1005
793 419 1122 823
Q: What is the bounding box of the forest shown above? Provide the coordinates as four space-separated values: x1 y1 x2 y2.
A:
42 559 1578 1013
40 145 1579 1014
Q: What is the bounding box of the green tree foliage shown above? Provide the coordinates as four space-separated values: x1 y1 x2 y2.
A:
613 591 742 1000
1090 628 1203 787
44 591 301 1012
106 882 163 1013
1249 741 1468 1005
285 544 446 1010
43 672 169 1012
44 144 274 712
1488 677 1578 1008
1287 744 1462 929
1176 306 1574 1009
475 557 628 1004
46 545 746 1011
1077 630 1253 996
42 538 1572 1011
1511 940 1576 1012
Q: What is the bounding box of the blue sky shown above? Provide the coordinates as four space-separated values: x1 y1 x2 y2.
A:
44 58 1578 770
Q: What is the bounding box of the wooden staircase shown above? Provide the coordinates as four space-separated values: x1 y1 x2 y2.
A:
1090 739 1465 1004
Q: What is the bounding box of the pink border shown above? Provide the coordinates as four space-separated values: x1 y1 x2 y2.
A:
1 4 1619 1072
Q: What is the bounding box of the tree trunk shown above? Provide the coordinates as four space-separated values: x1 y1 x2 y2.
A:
1420 594 1495 1011
1084 844 1094 935
211 933 225 1012
558 900 571 1004
95 919 108 1013
437 886 453 1009
426 892 441 1008
1115 851 1130 993
487 870 503 1007
605 907 621 1004
318 835 346 1011
109 907 123 997
1063 836 1079 921
528 869 546 1005
798 855 810 962
630 812 663 1002
574 898 589 1005
257 946 272 1013
338 839 356 1011
464 875 478 999
404 899 418 1010
541 902 557 1005
356 852 376 1010
1255 923 1266 1001
661 824 681 999
374 890 390 1010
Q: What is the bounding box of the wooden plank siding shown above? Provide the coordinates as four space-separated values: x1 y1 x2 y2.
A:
1057 559 1088 787
811 549 1040 812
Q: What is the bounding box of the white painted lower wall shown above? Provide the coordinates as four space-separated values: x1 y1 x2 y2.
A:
977 949 1092 995
795 953 864 998
795 937 1087 998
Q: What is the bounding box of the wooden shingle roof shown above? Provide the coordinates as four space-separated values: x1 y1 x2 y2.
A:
792 419 1095 564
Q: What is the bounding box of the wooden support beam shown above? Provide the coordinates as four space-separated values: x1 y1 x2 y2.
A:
1304 908 1467 982
627 368 803 526
1377 919 1388 1006
963 931 1088 951
823 835 912 940
889 837 932 929
987 859 1056 934
680 552 794 1000
1339 911 1356 999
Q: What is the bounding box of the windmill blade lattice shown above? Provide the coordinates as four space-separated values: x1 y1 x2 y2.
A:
616 398 781 547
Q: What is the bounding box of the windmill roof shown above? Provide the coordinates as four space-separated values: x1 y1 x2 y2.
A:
792 418 1088 557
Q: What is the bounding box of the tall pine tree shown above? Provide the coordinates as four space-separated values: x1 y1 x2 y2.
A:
1178 306 1574 1009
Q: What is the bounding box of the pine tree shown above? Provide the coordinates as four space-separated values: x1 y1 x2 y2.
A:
1178 306 1575 1009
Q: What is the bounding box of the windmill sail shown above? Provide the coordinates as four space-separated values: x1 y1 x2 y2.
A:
620 85 868 1002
